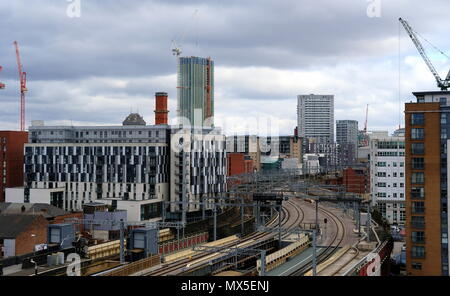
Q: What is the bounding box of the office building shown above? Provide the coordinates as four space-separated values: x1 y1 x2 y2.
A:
369 131 405 225
0 131 28 202
297 94 334 144
177 56 214 127
405 91 450 276
337 120 358 165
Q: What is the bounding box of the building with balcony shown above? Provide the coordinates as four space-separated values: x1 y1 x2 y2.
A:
405 91 450 276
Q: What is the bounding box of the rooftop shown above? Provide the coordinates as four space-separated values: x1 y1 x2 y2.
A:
122 113 146 126
0 214 47 239
0 203 69 219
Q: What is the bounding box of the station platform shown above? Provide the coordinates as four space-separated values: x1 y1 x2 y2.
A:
266 246 327 276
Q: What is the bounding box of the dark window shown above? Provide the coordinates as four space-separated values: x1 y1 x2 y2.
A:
412 262 422 270
412 158 425 170
412 231 425 243
411 216 425 229
411 128 424 140
411 143 424 155
411 187 425 199
411 113 424 125
412 172 425 184
412 202 425 214
411 246 425 258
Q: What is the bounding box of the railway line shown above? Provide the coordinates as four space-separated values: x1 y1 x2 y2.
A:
290 201 347 276
143 199 305 276
90 187 355 276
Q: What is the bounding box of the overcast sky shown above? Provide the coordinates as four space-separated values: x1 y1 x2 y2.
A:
1 0 450 136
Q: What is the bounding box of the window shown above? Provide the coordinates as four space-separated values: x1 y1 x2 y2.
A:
412 231 425 243
411 246 425 258
412 143 425 155
377 172 386 177
400 172 404 177
412 262 422 270
442 113 447 124
377 162 386 167
400 162 404 167
50 228 61 243
133 232 145 249
393 172 397 177
400 183 404 188
412 172 424 184
442 128 447 139
411 216 425 229
411 187 425 199
412 158 425 170
412 201 425 214
411 128 424 140
440 97 447 106
411 113 424 125
377 182 386 187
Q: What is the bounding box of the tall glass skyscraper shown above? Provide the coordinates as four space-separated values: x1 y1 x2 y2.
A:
177 56 214 127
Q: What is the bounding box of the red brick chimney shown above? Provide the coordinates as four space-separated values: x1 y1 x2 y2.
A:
154 92 169 125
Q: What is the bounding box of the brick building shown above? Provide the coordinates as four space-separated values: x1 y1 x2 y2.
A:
343 167 370 194
227 153 253 176
0 214 48 258
0 131 28 202
405 91 450 276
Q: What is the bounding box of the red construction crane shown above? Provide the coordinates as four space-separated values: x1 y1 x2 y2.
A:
0 66 5 89
13 41 27 131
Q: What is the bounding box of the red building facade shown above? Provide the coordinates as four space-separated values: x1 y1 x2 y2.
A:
343 167 369 194
0 131 28 202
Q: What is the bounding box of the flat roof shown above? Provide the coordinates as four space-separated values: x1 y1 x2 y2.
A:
413 91 450 96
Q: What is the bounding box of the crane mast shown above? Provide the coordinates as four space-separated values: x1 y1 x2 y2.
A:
13 41 27 131
399 17 450 91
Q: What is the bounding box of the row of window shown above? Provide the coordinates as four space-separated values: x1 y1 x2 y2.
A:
376 182 404 188
377 151 405 157
376 192 404 198
376 162 404 167
377 172 404 178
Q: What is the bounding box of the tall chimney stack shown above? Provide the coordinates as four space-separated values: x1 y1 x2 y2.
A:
154 92 169 125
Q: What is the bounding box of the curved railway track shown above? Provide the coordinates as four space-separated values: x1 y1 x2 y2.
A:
144 200 305 276
290 200 347 276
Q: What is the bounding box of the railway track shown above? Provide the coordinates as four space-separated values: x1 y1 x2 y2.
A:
290 200 346 276
144 199 305 276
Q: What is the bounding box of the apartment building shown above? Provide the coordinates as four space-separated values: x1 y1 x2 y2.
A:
369 131 405 225
297 94 334 144
405 91 450 276
11 113 226 222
